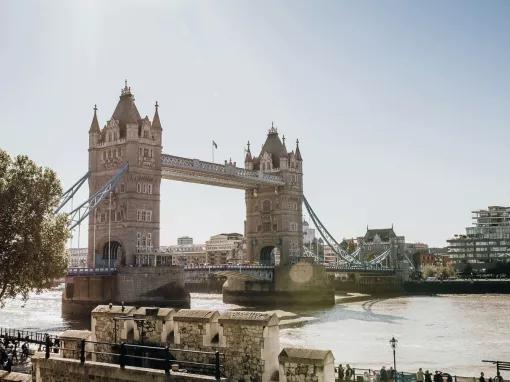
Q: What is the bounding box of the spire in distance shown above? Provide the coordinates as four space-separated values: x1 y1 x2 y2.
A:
295 138 302 161
89 104 100 133
152 100 162 130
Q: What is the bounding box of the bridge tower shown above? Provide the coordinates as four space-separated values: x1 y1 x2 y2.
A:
244 126 303 265
87 82 162 267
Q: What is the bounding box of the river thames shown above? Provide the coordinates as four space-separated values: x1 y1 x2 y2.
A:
0 289 508 377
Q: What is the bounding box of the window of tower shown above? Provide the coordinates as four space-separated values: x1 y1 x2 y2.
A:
137 183 142 193
262 200 271 213
148 184 153 194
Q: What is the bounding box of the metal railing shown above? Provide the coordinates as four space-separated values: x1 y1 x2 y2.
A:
334 367 508 382
161 154 285 186
58 339 224 380
184 264 274 271
1 326 224 379
67 267 118 276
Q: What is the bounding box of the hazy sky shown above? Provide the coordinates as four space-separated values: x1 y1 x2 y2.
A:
1 1 510 247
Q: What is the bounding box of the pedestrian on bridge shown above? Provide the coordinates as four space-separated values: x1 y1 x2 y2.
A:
346 364 353 381
417 368 425 382
479 372 486 382
338 364 345 381
425 370 432 382
381 366 389 382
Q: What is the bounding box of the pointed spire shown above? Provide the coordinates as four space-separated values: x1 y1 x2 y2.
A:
295 138 302 161
89 104 100 133
152 100 162 130
245 140 252 162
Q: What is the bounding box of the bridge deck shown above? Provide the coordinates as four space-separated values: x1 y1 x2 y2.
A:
161 154 285 189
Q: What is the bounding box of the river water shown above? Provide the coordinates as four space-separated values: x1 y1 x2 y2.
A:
0 289 508 377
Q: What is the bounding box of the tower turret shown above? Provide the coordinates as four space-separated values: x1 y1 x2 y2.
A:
245 141 253 170
88 105 100 146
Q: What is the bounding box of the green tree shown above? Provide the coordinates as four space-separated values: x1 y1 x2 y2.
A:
0 149 69 306
422 265 436 278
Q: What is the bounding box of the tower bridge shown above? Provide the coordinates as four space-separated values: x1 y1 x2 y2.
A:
61 83 404 313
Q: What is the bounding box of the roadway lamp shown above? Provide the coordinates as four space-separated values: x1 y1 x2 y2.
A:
389 337 398 374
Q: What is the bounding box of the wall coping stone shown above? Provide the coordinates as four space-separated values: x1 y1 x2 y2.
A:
92 304 136 315
0 370 32 381
279 347 334 365
218 311 279 326
59 330 92 340
173 309 219 323
134 306 175 319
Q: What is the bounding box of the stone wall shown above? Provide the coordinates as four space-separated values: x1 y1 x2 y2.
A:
219 311 280 382
88 306 281 382
31 352 223 382
278 348 335 382
0 371 31 381
91 304 136 362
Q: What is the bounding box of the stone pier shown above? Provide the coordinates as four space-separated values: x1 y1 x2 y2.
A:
222 261 335 307
62 266 190 316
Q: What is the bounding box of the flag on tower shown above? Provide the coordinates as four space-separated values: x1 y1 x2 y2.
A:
212 140 218 149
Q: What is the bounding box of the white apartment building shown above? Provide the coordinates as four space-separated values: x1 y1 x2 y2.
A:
206 233 244 265
68 248 88 268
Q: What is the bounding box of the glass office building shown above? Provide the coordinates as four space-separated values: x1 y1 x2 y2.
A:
448 206 510 268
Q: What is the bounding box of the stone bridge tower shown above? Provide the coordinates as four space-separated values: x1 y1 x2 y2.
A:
87 82 162 267
244 126 303 265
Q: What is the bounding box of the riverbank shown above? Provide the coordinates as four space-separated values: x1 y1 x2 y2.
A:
403 279 510 294
1 291 509 376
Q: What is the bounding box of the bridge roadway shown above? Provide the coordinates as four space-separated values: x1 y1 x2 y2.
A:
67 264 395 282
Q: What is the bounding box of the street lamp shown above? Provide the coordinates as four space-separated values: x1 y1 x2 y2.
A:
389 337 398 374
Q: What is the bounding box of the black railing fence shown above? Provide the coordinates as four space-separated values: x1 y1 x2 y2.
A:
0 327 224 380
334 367 510 382
59 339 224 379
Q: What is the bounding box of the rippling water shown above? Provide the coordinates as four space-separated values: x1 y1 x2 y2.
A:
0 289 508 377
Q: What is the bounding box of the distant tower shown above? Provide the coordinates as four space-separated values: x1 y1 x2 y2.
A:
244 125 304 265
87 82 162 267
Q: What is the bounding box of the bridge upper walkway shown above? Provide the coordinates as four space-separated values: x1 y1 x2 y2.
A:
161 154 285 189
67 264 396 278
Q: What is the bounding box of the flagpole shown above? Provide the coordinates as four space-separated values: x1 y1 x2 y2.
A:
212 142 214 163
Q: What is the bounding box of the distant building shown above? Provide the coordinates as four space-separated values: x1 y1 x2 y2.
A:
357 226 405 267
323 245 338 265
161 243 206 266
302 220 316 245
206 233 244 265
177 236 193 245
447 206 510 270
68 248 88 268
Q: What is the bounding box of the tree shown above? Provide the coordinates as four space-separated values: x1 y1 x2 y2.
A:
0 149 69 306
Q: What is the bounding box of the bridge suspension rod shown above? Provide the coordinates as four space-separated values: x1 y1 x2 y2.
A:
303 196 362 266
368 248 392 266
54 171 90 214
68 163 128 230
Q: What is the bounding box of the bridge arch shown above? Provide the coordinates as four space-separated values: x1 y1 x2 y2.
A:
260 246 276 265
101 240 124 266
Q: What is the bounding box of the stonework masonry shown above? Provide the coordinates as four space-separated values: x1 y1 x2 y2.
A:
90 305 285 381
87 83 162 267
28 305 337 382
31 353 222 382
278 348 335 382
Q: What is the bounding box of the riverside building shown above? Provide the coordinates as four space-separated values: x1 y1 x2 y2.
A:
447 206 510 269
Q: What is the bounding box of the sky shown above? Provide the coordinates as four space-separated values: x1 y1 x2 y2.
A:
1 0 510 247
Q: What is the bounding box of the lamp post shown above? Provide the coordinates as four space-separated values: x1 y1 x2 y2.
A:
390 337 398 376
